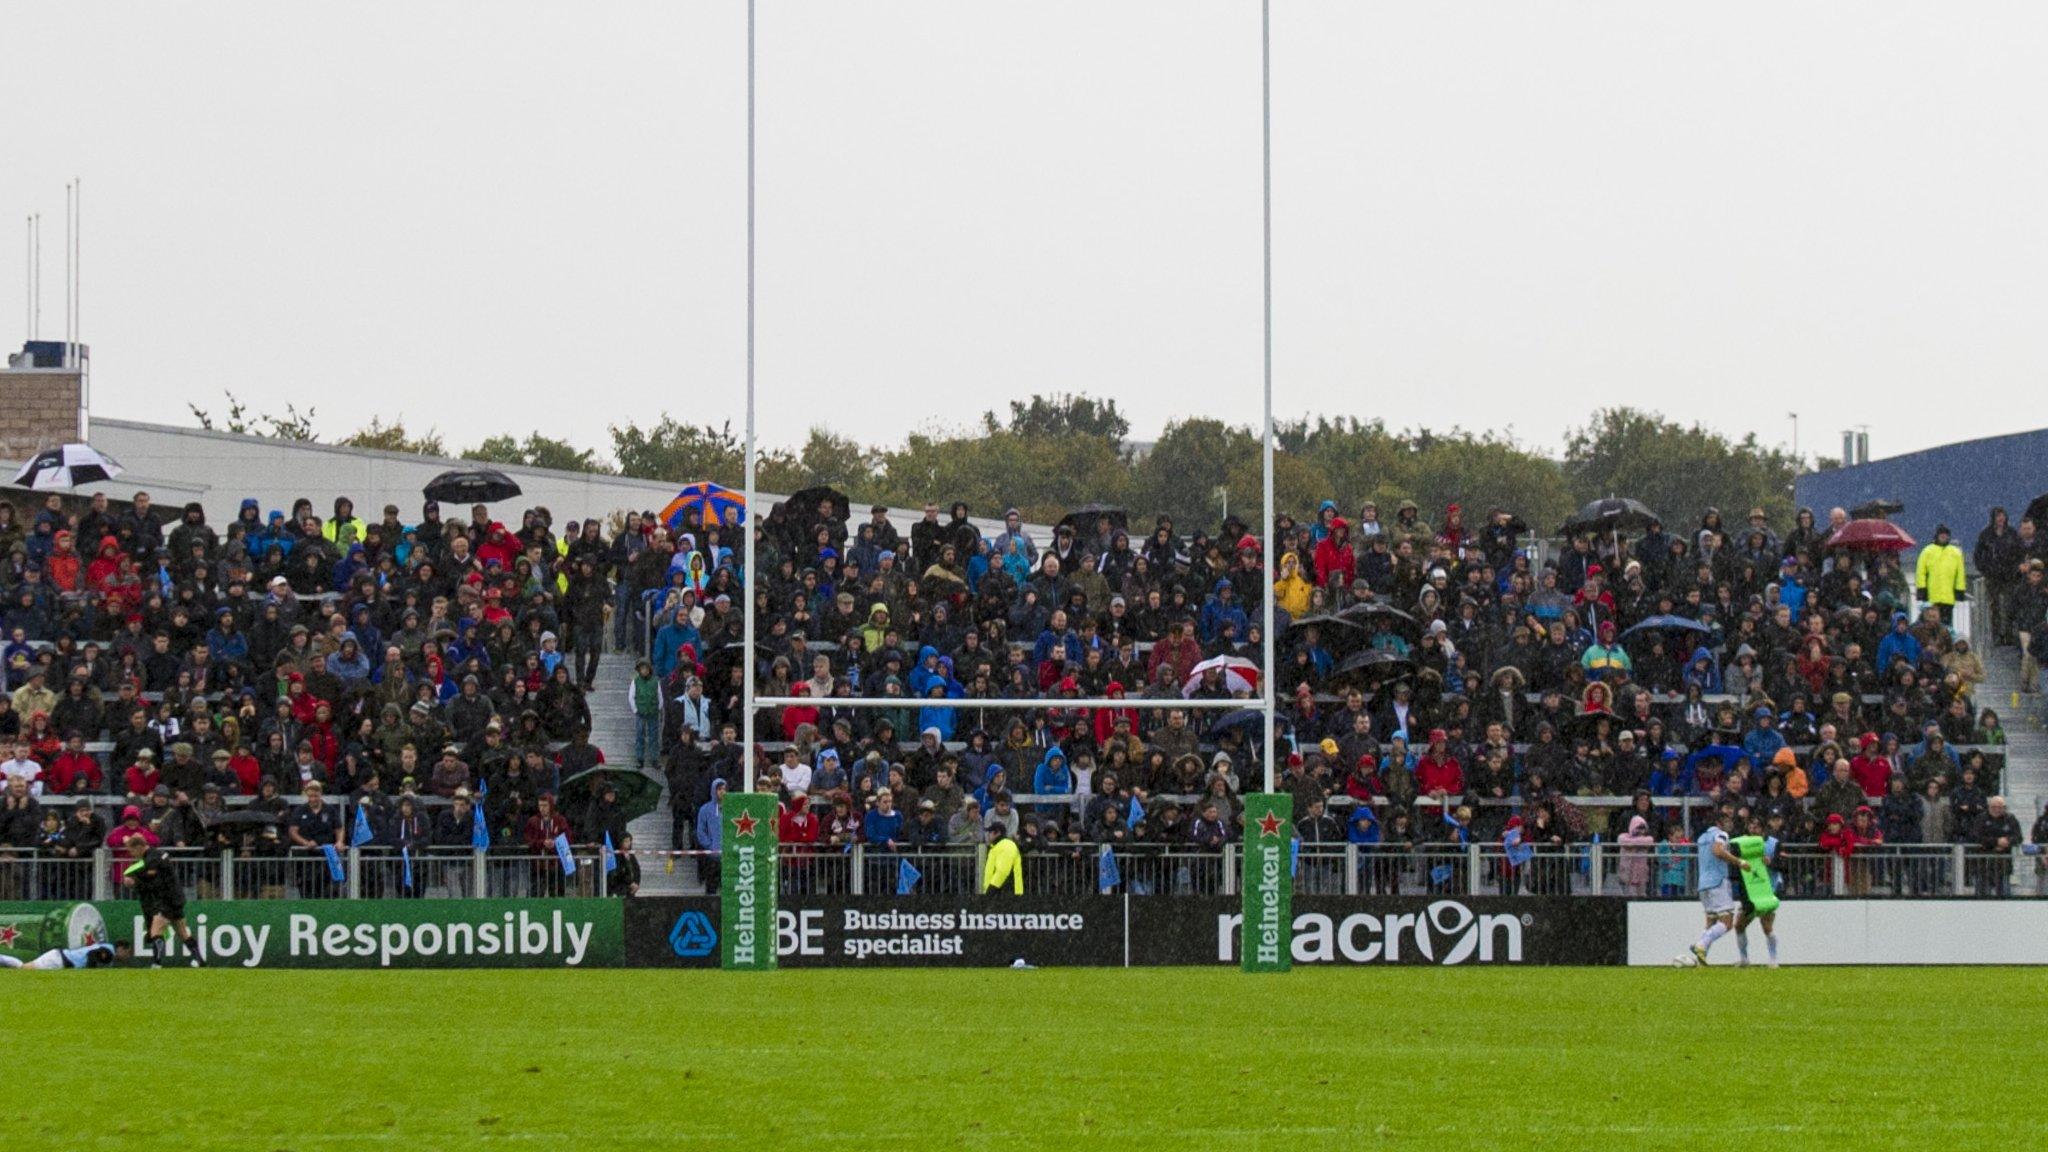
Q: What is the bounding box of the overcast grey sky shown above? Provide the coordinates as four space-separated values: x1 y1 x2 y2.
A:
6 2 2045 465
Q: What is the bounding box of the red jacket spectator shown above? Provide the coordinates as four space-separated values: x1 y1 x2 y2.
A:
45 530 83 591
227 750 263 795
1820 809 1883 857
1091 682 1139 746
85 536 126 593
1849 737 1891 798
778 795 820 849
286 677 327 726
105 807 160 882
1415 731 1464 795
1313 518 1356 588
521 803 572 853
1147 629 1203 688
123 758 161 797
48 748 102 794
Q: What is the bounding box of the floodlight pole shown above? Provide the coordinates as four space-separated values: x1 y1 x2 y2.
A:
741 0 758 793
1259 0 1276 794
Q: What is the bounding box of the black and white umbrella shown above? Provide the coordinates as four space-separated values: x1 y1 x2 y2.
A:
11 444 124 491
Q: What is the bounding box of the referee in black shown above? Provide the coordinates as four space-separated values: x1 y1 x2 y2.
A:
125 849 206 968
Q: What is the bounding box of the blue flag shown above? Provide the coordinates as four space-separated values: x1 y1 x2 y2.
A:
896 857 921 895
1097 843 1120 892
1289 837 1300 878
1429 862 1454 886
471 803 491 850
401 844 413 890
1503 827 1534 868
351 804 375 848
321 844 346 883
554 833 577 876
602 830 619 874
1127 795 1144 827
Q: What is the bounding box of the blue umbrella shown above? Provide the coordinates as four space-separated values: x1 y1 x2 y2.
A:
1618 615 1714 642
662 482 747 530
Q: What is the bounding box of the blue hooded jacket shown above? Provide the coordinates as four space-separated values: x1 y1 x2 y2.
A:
694 781 727 852
1032 748 1072 816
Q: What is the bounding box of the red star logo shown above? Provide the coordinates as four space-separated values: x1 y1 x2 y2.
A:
0 925 16 948
1256 811 1283 838
732 811 759 838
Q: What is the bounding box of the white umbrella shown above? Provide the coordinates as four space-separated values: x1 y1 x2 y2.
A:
1183 654 1261 698
11 444 124 491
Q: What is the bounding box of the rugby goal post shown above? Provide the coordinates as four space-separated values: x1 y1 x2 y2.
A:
730 0 1288 973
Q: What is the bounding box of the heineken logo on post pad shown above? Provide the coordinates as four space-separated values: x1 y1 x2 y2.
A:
1239 793 1294 974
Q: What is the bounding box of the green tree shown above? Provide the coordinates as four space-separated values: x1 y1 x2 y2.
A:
340 416 445 456
1130 418 1259 526
187 390 319 441
1563 408 1799 530
607 417 797 487
990 393 1130 445
467 433 610 474
1408 432 1573 535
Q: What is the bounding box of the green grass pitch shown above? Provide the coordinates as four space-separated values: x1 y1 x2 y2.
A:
11 967 2045 1150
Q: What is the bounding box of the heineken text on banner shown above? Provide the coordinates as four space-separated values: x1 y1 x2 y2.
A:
1239 793 1293 973
720 792 779 970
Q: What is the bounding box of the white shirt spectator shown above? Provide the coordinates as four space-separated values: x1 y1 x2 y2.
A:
781 760 813 796
0 756 44 795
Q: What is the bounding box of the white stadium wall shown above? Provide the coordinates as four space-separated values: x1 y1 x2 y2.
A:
1626 901 2048 966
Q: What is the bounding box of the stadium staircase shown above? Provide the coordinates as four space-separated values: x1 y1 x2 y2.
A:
1980 642 2046 833
588 650 698 895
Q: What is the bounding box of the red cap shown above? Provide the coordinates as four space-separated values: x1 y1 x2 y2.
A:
1428 728 1448 744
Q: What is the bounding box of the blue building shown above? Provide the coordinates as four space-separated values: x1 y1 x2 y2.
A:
1794 428 2048 556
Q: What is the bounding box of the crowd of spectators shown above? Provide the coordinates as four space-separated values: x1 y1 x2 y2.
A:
0 490 626 894
3 482 2047 898
651 496 2048 893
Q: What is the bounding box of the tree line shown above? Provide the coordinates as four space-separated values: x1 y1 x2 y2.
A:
187 390 1802 535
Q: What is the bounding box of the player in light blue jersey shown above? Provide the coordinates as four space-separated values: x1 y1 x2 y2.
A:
1681 817 1749 967
0 941 129 970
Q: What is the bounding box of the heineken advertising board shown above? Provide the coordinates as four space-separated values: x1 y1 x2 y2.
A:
1239 793 1293 973
0 901 622 968
720 792 780 970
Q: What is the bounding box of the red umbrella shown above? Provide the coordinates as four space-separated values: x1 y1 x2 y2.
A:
1825 520 1916 552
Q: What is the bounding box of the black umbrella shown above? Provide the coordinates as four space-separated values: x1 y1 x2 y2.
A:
1617 615 1715 643
560 766 665 825
424 467 522 505
1056 504 1128 537
1561 709 1621 742
1559 497 1659 536
2023 495 2048 528
1205 707 1267 740
1337 601 1420 635
787 485 851 523
1850 498 1904 520
11 443 123 491
1286 612 1367 653
1324 649 1416 692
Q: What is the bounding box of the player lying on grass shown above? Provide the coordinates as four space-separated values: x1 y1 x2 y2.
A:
0 941 132 970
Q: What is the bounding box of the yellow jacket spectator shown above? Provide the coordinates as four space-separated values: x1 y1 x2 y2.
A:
1272 552 1313 619
1914 525 1968 607
982 825 1022 894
